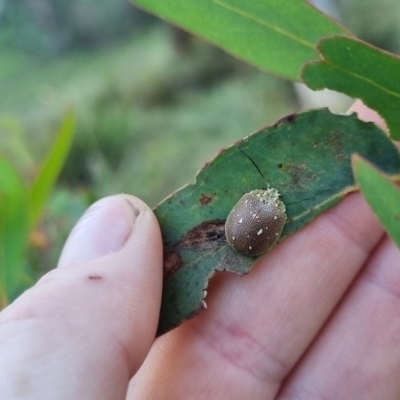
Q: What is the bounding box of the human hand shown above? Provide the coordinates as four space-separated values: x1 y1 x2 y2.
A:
0 102 399 400
0 196 163 399
127 102 400 399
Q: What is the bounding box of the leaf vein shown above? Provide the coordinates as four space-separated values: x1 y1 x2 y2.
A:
213 0 315 49
324 60 400 100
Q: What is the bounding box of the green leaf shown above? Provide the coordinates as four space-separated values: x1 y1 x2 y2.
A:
0 115 34 174
155 109 400 335
302 36 400 140
29 109 75 228
0 158 29 306
132 0 347 80
352 155 400 249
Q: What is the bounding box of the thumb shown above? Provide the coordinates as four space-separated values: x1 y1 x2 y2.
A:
0 195 163 400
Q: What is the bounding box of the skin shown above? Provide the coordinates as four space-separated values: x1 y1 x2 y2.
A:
0 101 399 400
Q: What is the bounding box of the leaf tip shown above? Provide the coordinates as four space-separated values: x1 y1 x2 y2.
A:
351 152 362 165
351 153 371 175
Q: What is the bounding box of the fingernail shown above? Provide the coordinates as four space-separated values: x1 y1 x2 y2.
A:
58 195 140 267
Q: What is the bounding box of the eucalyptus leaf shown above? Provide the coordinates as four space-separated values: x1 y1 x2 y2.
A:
132 0 347 80
30 109 75 228
352 155 400 249
0 158 29 307
302 36 400 140
155 109 400 335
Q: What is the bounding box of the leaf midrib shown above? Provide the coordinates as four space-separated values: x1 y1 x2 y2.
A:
213 0 315 49
315 51 400 100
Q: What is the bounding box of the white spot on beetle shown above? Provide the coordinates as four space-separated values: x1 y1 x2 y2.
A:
239 218 243 223
257 229 263 235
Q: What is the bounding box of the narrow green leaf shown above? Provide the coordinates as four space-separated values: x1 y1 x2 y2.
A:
133 0 347 80
0 115 34 173
302 36 400 140
0 158 29 305
352 155 400 249
155 109 400 335
29 109 75 228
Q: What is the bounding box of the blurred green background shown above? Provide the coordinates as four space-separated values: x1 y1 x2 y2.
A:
1 0 399 281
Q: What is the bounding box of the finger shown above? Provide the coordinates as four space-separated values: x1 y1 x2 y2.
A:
350 99 400 150
278 237 400 400
57 195 137 268
277 101 400 399
348 99 388 132
0 195 162 400
128 191 384 399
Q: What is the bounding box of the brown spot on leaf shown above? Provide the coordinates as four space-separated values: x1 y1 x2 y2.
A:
200 193 216 205
216 147 226 156
328 131 345 161
280 163 317 189
179 220 226 250
201 161 210 170
234 138 244 146
275 113 297 126
285 113 296 123
163 251 182 279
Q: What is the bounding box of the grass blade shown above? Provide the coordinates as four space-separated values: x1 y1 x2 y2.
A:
29 109 75 228
0 158 29 306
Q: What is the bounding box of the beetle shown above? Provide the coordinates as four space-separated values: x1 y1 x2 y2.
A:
225 188 287 256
